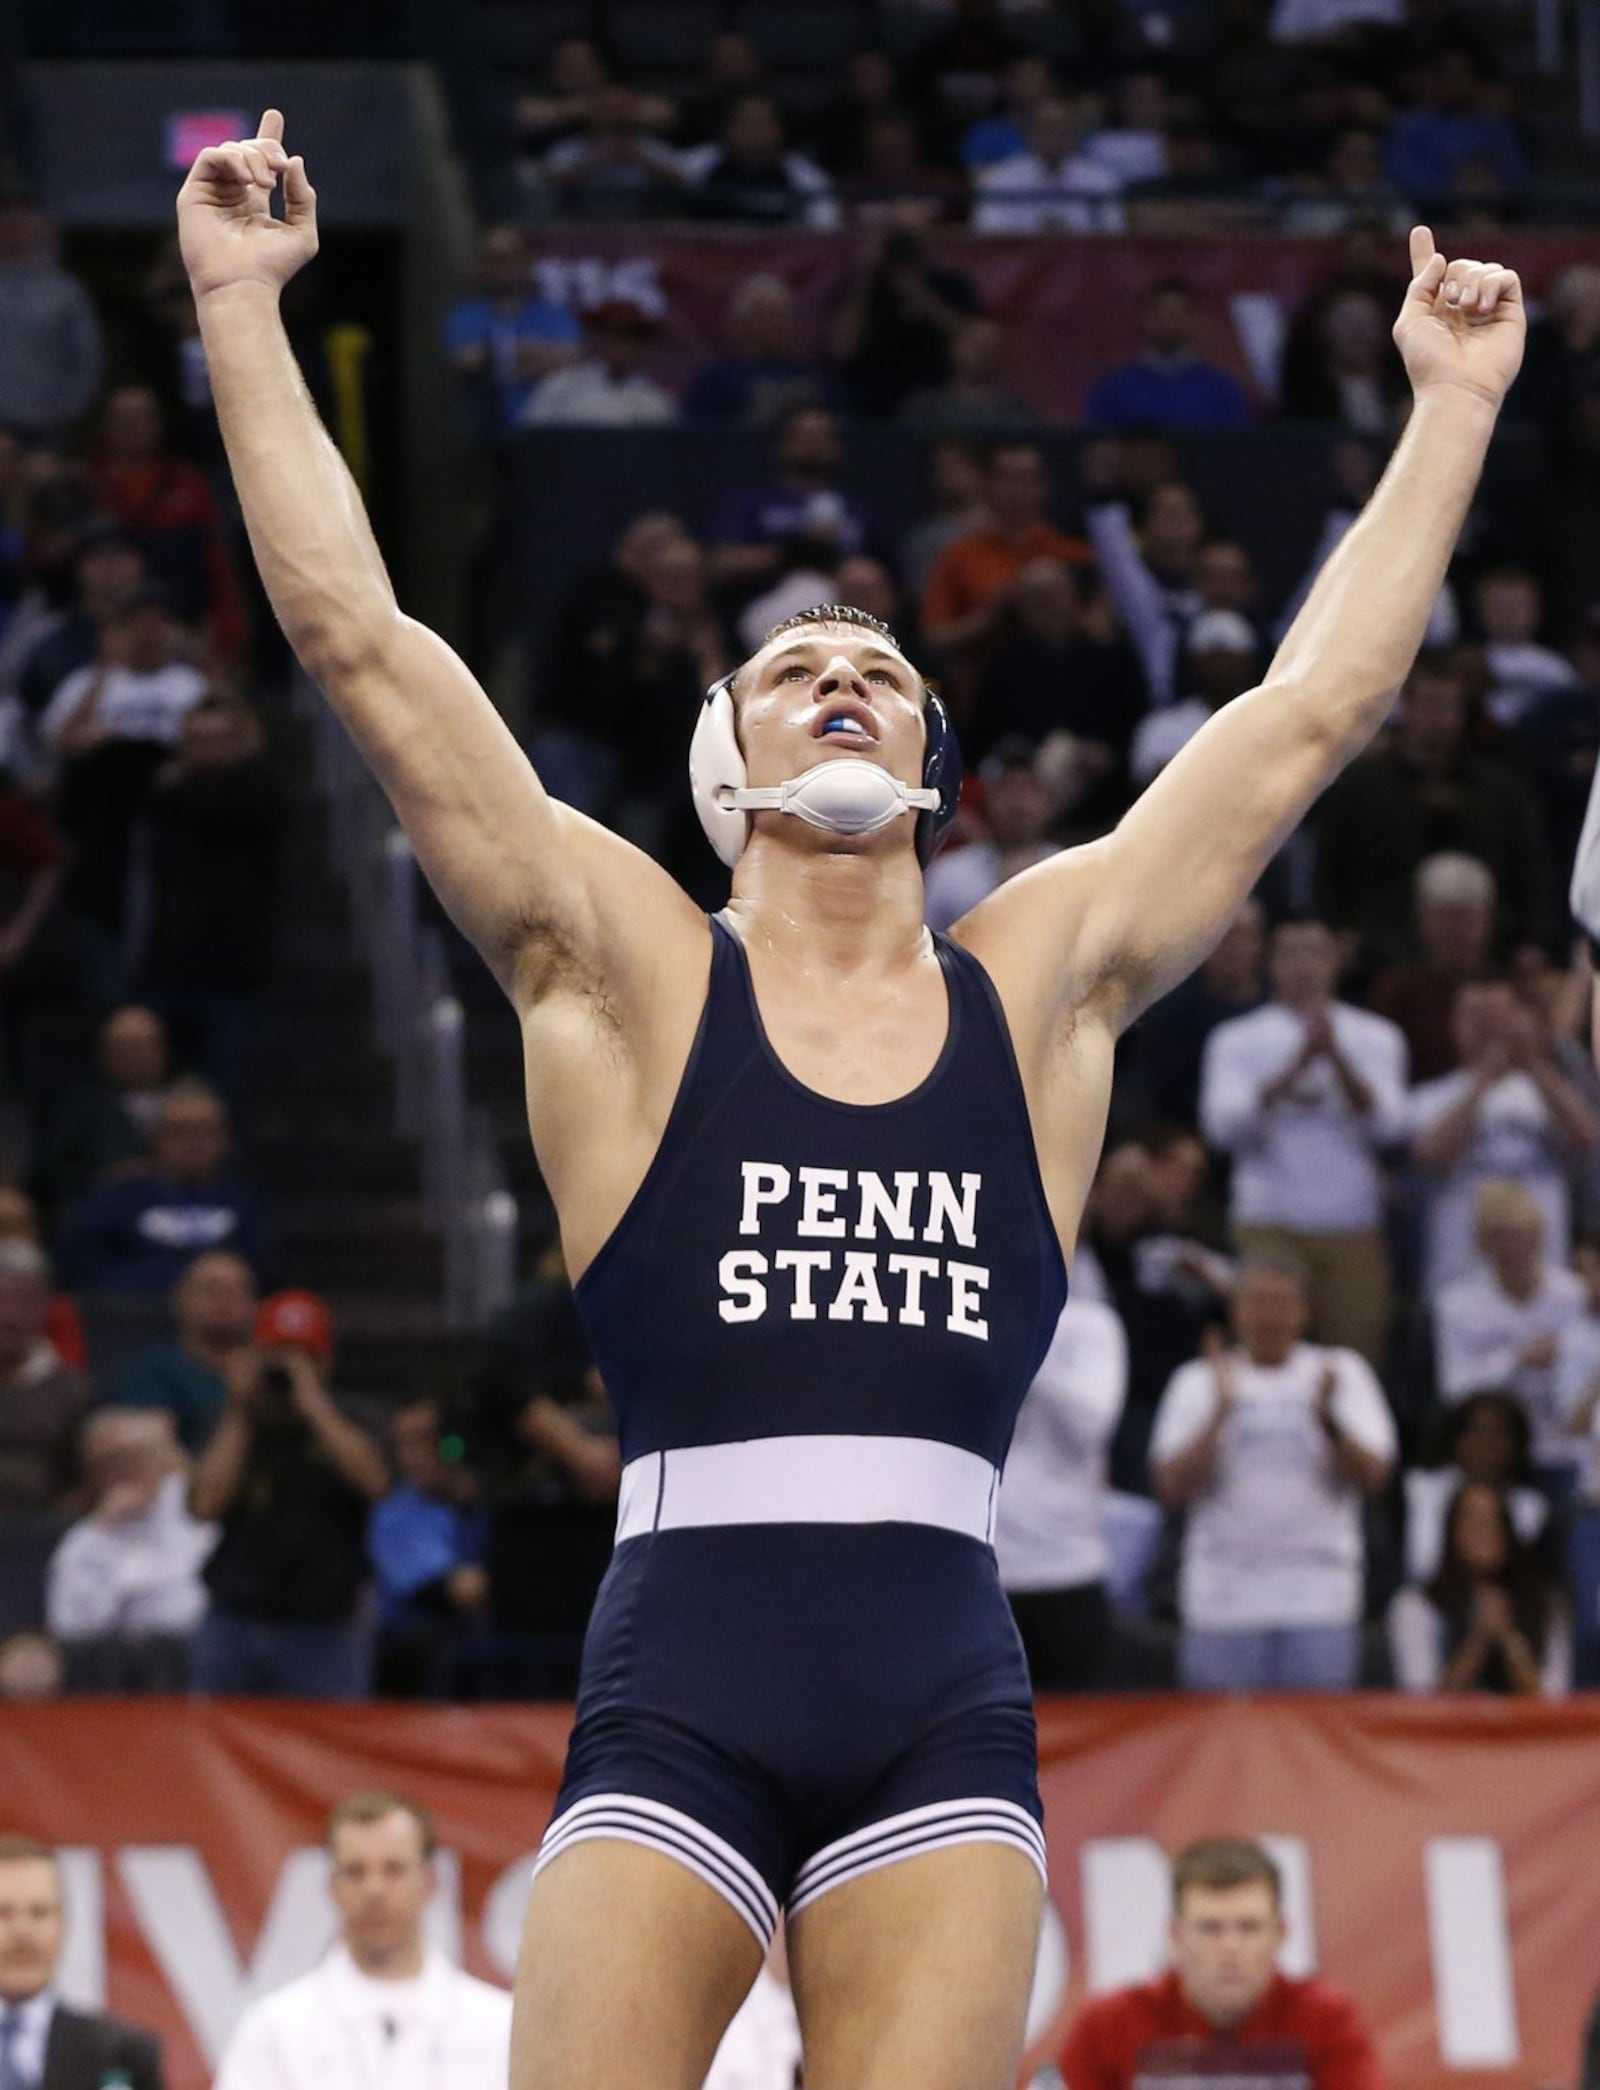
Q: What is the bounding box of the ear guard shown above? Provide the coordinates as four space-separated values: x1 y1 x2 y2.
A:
688 672 964 869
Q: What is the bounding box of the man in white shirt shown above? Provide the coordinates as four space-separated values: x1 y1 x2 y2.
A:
214 1793 511 2090
45 1407 216 1666
995 1294 1128 1689
1200 917 1408 1363
522 299 677 429
37 584 206 755
1433 1179 1587 1475
1408 981 1599 1293
974 100 1126 235
1152 1251 1396 1690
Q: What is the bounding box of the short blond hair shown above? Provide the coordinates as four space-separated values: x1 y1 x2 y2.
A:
1172 1837 1281 1911
327 1791 435 1861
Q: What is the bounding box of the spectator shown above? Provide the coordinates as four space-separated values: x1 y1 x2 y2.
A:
108 1247 258 1455
1432 1181 1587 1473
1282 127 1410 237
133 692 289 1100
898 316 1037 432
1277 437 1459 658
55 1079 272 1297
1084 469 1207 709
0 201 103 446
1060 1838 1386 2090
1200 919 1407 1364
847 111 964 227
685 93 839 230
124 236 220 469
1512 261 1600 436
683 274 837 429
1368 854 1497 1085
737 537 845 658
189 1290 387 1697
995 1296 1128 1689
512 34 622 157
830 217 983 419
973 99 1126 234
0 1188 86 1371
676 30 768 151
538 84 684 221
1130 609 1260 785
898 439 989 599
1512 609 1600 910
1076 1134 1232 1498
521 297 677 429
33 1004 170 1216
370 1397 489 1700
212 1794 510 2090
1474 565 1579 729
1136 896 1267 1128
904 0 1028 141
1152 1255 1396 1690
12 521 146 732
442 226 581 439
923 442 1089 669
924 738 1061 931
0 1240 89 1512
1086 71 1174 189
44 1408 215 1684
39 582 209 949
710 407 868 594
1278 287 1408 434
1404 1390 1548 1585
809 45 912 180
970 556 1143 829
0 1837 165 2090
91 385 246 663
960 54 1058 169
1314 652 1551 971
1388 1480 1569 1695
1086 281 1251 434
1409 983 1599 1294
1382 47 1529 210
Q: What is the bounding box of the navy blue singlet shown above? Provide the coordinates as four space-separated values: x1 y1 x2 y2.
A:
534 912 1069 1943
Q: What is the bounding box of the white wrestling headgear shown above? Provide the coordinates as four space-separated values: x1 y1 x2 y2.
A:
688 662 961 871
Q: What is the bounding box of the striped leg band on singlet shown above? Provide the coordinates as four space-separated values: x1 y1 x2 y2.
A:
787 1798 1049 1919
531 1793 780 1948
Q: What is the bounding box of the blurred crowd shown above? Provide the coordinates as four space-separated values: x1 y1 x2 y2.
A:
5 0 1600 1713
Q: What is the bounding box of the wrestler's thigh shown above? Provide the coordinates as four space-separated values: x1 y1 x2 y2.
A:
512 1838 764 2090
789 1843 1045 2090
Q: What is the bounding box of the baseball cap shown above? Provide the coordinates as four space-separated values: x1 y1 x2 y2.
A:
255 1289 336 1360
1188 609 1257 655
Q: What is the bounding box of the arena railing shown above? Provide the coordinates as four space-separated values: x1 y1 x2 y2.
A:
293 671 518 1329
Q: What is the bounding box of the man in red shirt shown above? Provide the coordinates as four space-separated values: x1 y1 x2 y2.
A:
1060 1838 1386 2090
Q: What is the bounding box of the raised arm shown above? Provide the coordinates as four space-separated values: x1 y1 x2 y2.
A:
177 111 701 1006
964 230 1525 1034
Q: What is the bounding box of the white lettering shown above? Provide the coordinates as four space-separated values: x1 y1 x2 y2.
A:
856 1170 920 1242
719 1250 768 1321
797 1166 849 1238
887 1253 941 1326
828 1251 891 1323
775 1249 831 1319
1426 1839 1518 2066
925 1171 981 1248
738 1163 790 1236
946 1260 990 1339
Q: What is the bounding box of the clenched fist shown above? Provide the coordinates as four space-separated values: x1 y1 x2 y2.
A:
176 107 318 301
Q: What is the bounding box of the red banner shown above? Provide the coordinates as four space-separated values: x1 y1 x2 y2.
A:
521 228 1597 422
3 1695 1595 2089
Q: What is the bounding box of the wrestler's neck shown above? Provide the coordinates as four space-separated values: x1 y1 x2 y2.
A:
728 833 931 977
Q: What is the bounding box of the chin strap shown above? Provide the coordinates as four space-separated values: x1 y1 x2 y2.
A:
718 776 940 834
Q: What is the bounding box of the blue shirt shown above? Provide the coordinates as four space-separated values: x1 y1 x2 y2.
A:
711 481 868 556
682 357 839 427
55 1171 272 1295
369 1485 488 1626
1085 355 1251 432
1383 109 1529 202
443 293 582 432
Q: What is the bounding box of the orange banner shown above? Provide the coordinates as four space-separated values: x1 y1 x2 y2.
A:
2 1695 1594 2090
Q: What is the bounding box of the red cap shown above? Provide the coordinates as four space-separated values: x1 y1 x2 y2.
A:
254 1289 336 1361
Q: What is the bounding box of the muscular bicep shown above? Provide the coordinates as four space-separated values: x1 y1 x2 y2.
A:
965 674 1349 1033
328 612 702 1002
